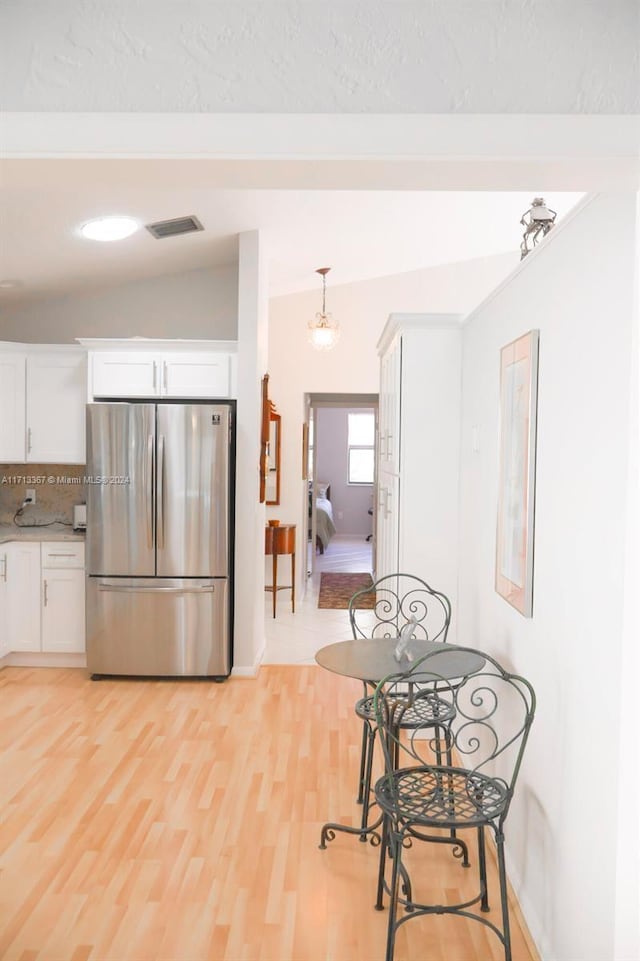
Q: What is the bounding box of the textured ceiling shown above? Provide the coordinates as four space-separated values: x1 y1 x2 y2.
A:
1 0 638 114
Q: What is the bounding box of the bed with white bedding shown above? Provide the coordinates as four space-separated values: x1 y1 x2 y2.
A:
310 483 337 554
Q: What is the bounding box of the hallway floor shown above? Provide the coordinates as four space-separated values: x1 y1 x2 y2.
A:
264 535 373 664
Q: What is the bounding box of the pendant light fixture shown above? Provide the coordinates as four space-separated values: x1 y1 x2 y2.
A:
308 267 339 351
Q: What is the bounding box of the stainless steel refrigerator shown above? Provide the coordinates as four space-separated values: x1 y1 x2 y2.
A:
86 402 234 677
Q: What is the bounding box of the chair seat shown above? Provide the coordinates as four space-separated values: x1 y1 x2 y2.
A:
355 691 455 727
374 765 509 827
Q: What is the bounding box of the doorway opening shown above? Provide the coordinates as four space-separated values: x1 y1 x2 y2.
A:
305 392 379 580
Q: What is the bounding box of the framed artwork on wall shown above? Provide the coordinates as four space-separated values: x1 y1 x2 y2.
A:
495 329 540 617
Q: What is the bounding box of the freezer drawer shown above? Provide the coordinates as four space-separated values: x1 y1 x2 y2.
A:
86 577 230 677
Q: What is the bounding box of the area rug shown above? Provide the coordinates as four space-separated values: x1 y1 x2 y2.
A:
317 572 376 610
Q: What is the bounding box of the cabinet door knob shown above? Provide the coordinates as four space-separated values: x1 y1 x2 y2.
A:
43 579 48 606
27 427 32 453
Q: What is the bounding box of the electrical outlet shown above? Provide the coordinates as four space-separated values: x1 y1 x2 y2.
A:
25 488 36 504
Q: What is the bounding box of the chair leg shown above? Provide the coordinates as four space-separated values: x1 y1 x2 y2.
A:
376 814 389 910
496 829 512 961
478 825 489 911
385 829 403 961
356 720 368 804
360 726 376 837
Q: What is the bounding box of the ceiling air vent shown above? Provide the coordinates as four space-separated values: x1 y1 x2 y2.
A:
145 215 204 239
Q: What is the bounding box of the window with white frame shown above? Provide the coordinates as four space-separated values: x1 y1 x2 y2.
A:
348 412 375 484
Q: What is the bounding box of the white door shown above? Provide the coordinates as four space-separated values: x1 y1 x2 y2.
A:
27 352 87 463
42 568 85 653
161 352 231 398
8 543 41 652
92 351 159 398
0 352 26 461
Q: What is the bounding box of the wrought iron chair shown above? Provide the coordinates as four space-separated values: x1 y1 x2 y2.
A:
348 574 457 847
372 647 536 961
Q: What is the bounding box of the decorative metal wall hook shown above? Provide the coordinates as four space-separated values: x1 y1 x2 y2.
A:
520 197 557 259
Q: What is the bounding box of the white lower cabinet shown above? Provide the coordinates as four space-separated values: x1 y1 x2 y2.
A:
41 542 85 654
7 543 42 653
0 540 85 658
42 568 85 653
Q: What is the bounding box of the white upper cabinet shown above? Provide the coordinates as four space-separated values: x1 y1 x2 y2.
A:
88 343 236 399
163 352 230 398
0 346 86 464
0 352 26 462
27 352 86 463
91 351 159 398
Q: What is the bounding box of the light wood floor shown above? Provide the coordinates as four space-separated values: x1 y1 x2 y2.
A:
0 666 537 961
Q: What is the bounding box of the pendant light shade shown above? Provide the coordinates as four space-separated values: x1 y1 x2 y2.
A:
308 267 339 350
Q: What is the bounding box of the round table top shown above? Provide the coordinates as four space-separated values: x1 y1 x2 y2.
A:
315 638 485 684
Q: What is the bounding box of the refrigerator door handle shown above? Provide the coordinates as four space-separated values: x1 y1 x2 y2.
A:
96 584 215 594
146 434 154 549
157 434 165 549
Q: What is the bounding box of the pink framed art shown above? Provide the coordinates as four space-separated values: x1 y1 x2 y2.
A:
495 329 540 617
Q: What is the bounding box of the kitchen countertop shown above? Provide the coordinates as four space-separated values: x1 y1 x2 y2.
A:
0 523 86 544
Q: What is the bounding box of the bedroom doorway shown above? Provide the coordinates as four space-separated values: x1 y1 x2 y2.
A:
305 392 379 579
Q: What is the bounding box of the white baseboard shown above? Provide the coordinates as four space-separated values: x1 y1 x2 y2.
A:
231 641 265 678
4 652 87 669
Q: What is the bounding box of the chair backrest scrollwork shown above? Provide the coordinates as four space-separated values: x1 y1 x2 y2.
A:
373 647 536 825
349 573 451 644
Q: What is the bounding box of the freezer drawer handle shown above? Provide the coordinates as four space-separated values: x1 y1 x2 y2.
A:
97 584 215 594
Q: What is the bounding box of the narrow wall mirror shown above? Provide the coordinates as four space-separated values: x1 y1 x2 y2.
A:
266 412 281 505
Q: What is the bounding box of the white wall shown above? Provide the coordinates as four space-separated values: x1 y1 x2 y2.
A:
2 1 637 114
457 194 639 960
0 265 238 343
233 231 268 675
268 253 518 594
316 407 374 537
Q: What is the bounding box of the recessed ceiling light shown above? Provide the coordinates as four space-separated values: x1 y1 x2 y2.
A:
80 216 139 242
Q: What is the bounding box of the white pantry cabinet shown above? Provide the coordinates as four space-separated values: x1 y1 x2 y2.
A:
0 547 9 657
91 348 235 399
0 346 86 464
376 314 462 633
6 542 41 653
41 542 85 654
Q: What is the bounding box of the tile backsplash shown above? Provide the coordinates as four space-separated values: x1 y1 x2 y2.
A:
0 464 86 525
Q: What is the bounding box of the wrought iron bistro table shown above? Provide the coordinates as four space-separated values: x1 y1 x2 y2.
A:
315 638 486 849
